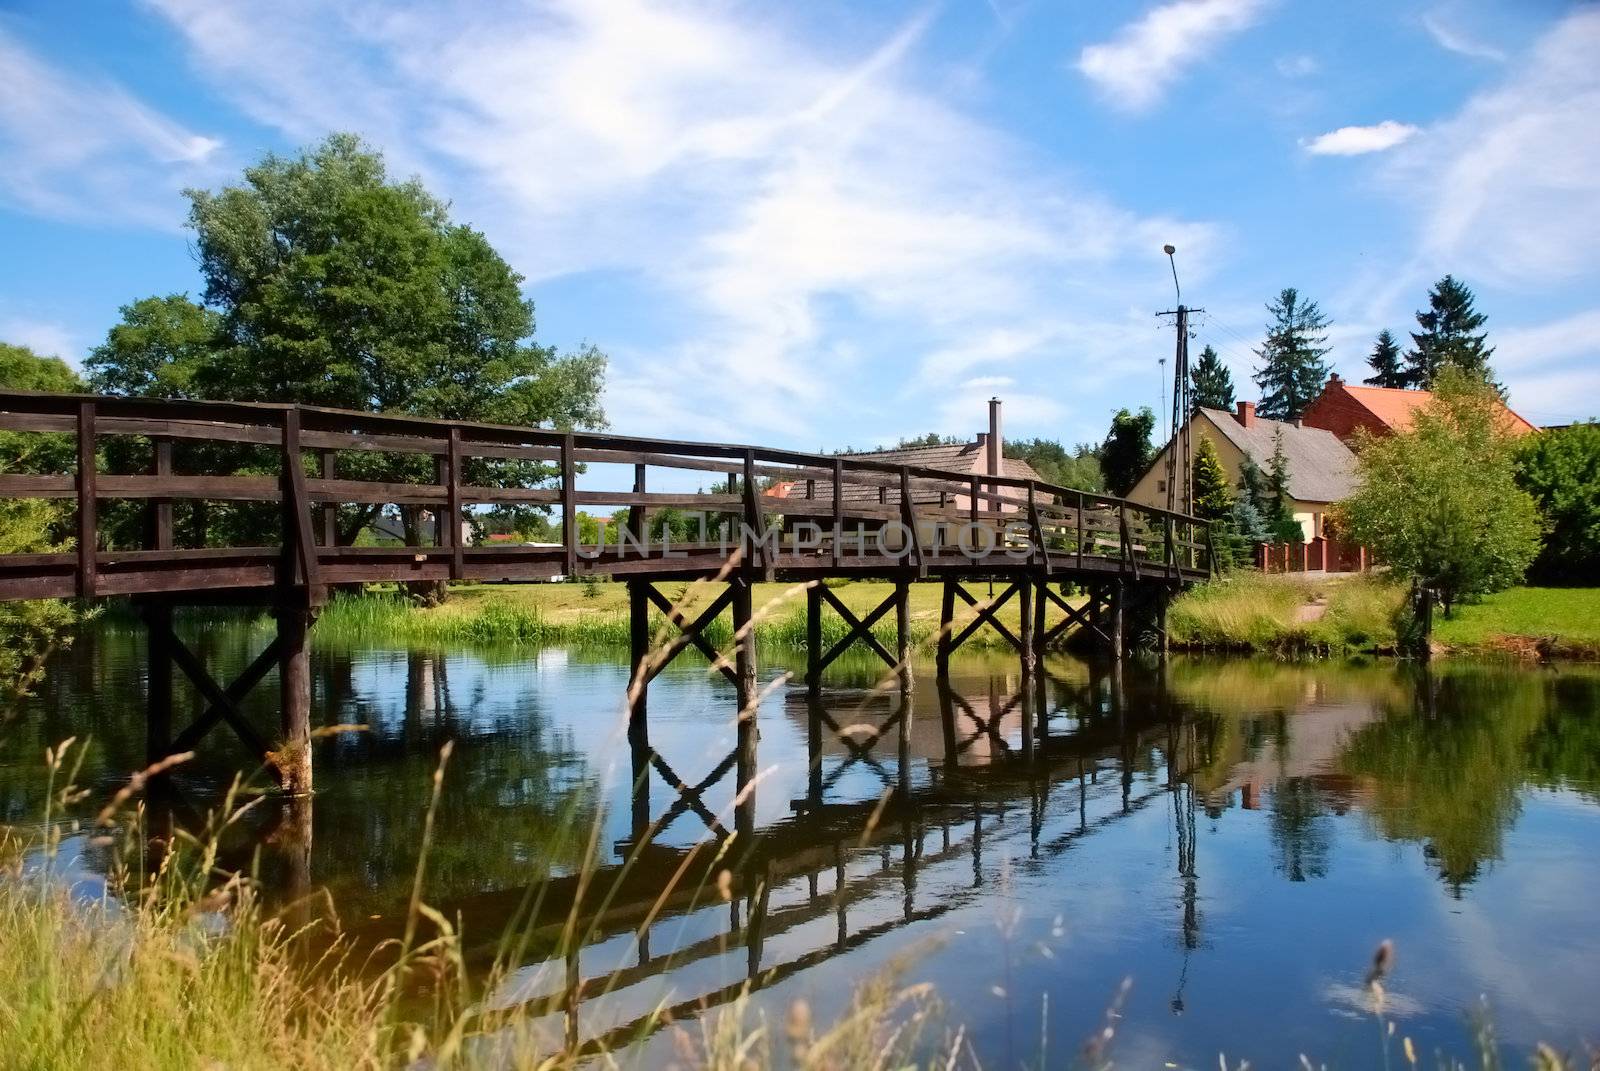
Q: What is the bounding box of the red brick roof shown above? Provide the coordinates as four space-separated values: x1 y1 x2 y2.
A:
1304 381 1537 440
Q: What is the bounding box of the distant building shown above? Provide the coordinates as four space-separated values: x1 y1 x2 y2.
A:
769 397 1044 514
1127 401 1356 542
1298 373 1537 442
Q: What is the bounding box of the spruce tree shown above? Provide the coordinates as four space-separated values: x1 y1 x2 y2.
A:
1191 436 1235 521
1253 288 1332 420
1405 275 1498 390
1190 345 1235 414
1363 329 1406 388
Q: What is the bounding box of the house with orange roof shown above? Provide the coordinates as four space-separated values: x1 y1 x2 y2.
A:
1299 373 1537 443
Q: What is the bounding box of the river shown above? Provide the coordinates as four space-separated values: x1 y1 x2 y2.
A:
4 617 1599 1066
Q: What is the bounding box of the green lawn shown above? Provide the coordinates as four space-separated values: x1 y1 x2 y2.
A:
1433 587 1600 657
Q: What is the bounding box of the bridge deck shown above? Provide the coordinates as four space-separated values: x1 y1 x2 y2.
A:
0 390 1211 603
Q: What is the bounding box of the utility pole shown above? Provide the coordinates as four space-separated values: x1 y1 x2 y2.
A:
1158 245 1201 517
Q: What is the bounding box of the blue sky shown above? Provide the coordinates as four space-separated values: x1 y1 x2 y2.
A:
2 0 1597 453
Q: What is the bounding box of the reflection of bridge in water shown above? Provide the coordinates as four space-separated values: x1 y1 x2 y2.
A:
333 660 1212 1055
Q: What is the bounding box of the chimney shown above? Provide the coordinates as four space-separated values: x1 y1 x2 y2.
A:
987 397 1002 478
1328 372 1343 387
1236 401 1256 428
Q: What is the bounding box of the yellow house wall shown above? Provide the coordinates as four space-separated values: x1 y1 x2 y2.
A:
1125 412 1329 540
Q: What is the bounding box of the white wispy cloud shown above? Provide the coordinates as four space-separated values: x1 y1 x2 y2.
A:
143 0 1217 444
1075 0 1268 113
1275 53 1318 78
0 28 225 224
1303 120 1419 156
1421 10 1506 62
0 316 82 364
1391 6 1600 285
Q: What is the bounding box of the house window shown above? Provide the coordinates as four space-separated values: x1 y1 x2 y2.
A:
1157 480 1166 494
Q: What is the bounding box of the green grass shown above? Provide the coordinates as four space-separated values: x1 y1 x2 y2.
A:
1432 587 1600 659
312 580 1069 653
1167 573 1408 654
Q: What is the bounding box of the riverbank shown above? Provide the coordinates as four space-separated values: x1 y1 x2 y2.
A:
1166 575 1600 660
312 579 1066 651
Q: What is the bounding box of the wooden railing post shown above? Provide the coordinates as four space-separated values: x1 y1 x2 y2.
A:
1076 491 1085 571
151 437 173 552
629 462 647 541
561 432 577 579
446 426 464 581
831 457 843 568
898 467 925 576
318 450 337 548
279 408 319 598
75 401 96 598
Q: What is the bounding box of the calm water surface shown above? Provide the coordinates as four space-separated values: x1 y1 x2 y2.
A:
5 618 1600 1067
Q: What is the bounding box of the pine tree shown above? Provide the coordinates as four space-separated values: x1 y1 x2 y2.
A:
1253 287 1332 421
1363 329 1406 388
1237 455 1268 514
1189 345 1235 414
1191 436 1235 521
1405 275 1498 390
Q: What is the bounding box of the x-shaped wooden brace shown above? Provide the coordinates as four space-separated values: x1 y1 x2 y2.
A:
813 585 900 676
813 704 901 791
944 688 1022 758
150 613 277 761
946 582 1024 654
1037 583 1113 650
642 584 739 686
649 747 738 837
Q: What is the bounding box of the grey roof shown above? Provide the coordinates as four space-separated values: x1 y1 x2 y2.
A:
775 441 1045 506
1198 408 1357 503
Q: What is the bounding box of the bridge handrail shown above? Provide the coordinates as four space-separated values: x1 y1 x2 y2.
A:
0 389 1211 598
0 390 1208 525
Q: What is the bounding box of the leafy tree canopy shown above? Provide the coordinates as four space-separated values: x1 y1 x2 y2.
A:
1100 407 1155 497
1190 345 1235 413
0 343 83 476
1405 275 1497 391
1253 287 1331 421
1336 367 1542 613
1515 421 1600 585
1006 437 1103 493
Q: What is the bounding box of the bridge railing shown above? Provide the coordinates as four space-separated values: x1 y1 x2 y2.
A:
0 391 1210 599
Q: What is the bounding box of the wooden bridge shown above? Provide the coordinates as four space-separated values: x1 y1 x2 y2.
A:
0 390 1212 796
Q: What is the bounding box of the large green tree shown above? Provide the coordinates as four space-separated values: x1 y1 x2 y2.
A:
89 134 607 559
1189 345 1235 413
1253 288 1332 421
1363 329 1406 389
1100 407 1155 497
1405 275 1497 390
1337 367 1542 613
0 343 86 707
1515 422 1600 585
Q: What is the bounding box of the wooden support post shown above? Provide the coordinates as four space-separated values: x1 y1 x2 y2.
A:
733 580 757 842
1110 579 1125 662
1018 579 1036 678
276 604 313 796
75 401 96 598
143 601 173 763
895 579 912 795
1034 577 1048 659
936 579 955 676
806 583 823 806
1158 584 1171 658
151 439 173 551
627 580 651 841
